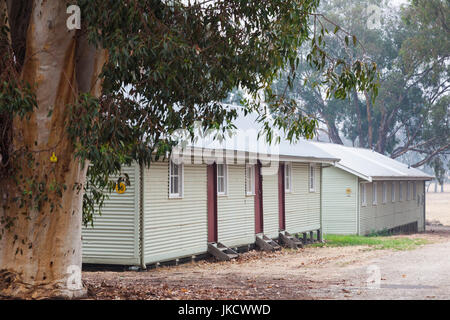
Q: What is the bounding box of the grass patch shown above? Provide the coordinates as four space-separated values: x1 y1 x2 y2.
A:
311 234 429 251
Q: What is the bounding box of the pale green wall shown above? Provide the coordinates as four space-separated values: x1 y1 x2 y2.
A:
143 162 208 264
285 163 321 234
359 180 425 235
217 164 255 247
262 169 279 238
321 166 358 234
82 164 140 265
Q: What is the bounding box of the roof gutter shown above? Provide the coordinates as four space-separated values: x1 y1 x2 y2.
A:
371 176 434 181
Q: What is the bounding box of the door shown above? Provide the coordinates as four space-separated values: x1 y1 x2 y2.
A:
278 163 286 231
254 161 264 234
207 163 218 242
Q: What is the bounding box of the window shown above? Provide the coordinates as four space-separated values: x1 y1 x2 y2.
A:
361 183 367 206
382 182 387 204
245 164 255 196
399 182 403 201
309 164 316 192
169 161 183 198
391 181 396 202
407 181 411 200
413 181 417 200
372 182 377 205
284 163 292 192
217 164 228 195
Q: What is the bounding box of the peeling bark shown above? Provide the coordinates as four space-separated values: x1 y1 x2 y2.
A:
0 0 106 299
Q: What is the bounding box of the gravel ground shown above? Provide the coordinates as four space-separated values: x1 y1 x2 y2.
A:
83 226 450 300
310 226 450 299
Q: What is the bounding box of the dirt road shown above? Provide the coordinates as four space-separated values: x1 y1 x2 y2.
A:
311 226 450 299
83 226 450 300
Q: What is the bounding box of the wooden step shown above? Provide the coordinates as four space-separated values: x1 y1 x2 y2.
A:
255 234 281 252
208 242 239 261
279 231 303 249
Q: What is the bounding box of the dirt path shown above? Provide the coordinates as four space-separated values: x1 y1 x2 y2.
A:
311 226 450 299
83 227 450 300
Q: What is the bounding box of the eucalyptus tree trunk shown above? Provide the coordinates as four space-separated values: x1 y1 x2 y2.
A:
0 0 106 299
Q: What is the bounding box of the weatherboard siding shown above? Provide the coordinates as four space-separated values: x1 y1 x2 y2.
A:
285 163 322 234
82 164 140 265
217 165 255 247
143 162 208 264
359 180 424 235
321 166 358 234
262 169 279 238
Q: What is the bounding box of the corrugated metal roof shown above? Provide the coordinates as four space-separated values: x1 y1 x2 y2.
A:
309 141 433 181
178 111 339 163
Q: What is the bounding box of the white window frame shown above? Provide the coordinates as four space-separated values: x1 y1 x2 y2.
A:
169 160 184 198
372 182 378 205
309 163 316 192
382 182 387 204
361 183 367 207
399 182 403 201
245 164 255 196
217 164 228 196
391 181 396 203
284 163 292 193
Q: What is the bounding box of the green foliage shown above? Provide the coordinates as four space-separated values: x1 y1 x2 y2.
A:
0 16 37 175
68 0 381 225
1 1 381 227
273 0 448 169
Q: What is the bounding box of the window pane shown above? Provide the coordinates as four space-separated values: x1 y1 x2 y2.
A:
171 163 179 176
173 176 179 194
310 165 315 190
285 165 290 191
218 177 224 193
391 182 395 202
373 183 377 204
246 166 252 193
413 182 417 199
217 164 227 195
362 184 366 205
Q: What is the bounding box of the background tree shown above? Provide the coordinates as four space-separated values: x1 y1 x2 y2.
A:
273 0 449 168
0 0 377 298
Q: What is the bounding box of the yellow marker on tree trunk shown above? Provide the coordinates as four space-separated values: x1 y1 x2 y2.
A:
50 152 58 163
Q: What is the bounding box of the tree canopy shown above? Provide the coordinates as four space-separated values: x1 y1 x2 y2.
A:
1 0 380 226
271 0 449 172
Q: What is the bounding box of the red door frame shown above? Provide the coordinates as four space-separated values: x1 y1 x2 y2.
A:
254 161 264 234
278 163 286 231
207 163 218 242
